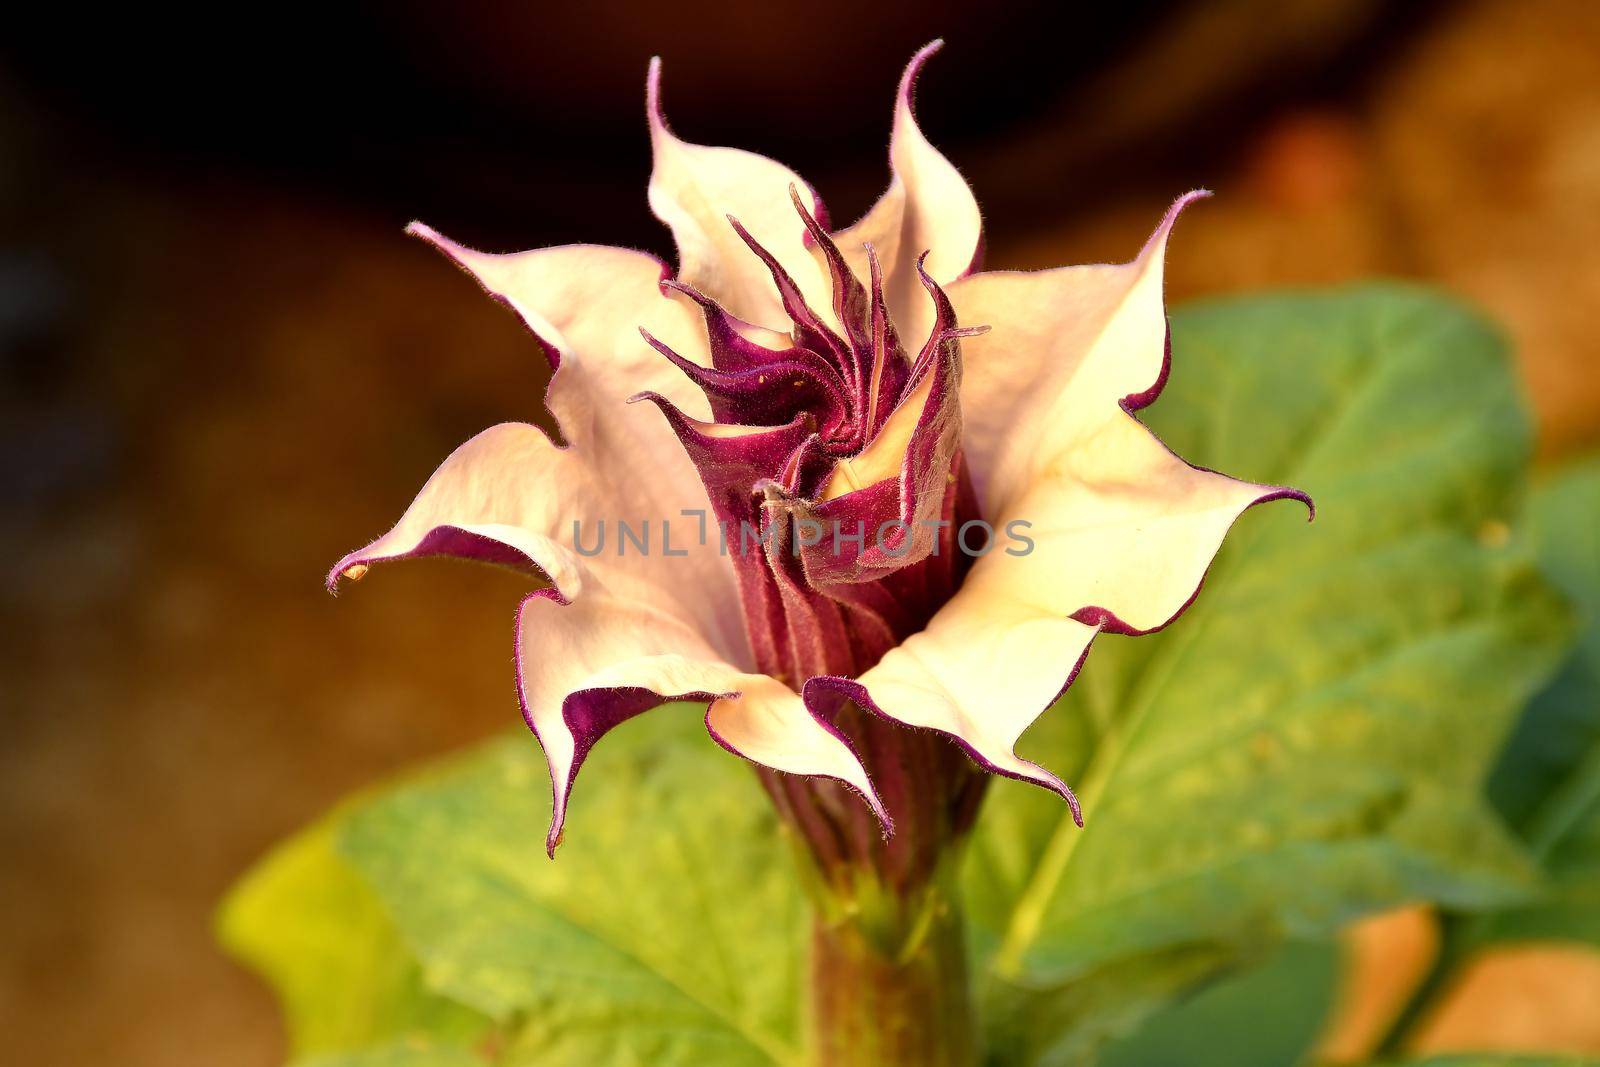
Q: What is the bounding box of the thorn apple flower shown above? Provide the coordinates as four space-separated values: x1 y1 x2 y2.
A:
328 42 1310 895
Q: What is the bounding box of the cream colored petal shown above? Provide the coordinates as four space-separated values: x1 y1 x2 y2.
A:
1001 413 1307 634
953 191 1205 516
517 588 883 852
397 227 747 659
834 40 982 347
847 583 1096 813
646 59 831 330
847 193 1306 797
952 192 1307 634
327 422 586 595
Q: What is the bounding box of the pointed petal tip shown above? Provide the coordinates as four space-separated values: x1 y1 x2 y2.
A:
699 695 893 838
998 757 1083 826
324 556 369 594
869 791 895 839
404 220 475 269
904 39 945 90
1263 485 1316 522
1136 189 1213 263
645 56 675 143
1167 188 1212 223
827 768 894 840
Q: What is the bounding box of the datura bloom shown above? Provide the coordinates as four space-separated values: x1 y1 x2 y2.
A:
329 42 1309 867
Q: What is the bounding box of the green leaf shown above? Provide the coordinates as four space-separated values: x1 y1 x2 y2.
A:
216 815 490 1058
1369 1058 1600 1067
295 1043 486 1067
336 708 808 1067
225 285 1576 1067
1096 939 1339 1067
1482 457 1600 944
965 286 1572 1059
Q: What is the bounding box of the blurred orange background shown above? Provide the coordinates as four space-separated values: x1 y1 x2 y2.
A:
2 2 1597 1064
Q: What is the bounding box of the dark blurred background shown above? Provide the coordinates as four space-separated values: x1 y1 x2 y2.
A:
2 2 1597 1063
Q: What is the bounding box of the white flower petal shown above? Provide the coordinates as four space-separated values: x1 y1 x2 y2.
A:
833 40 982 347
517 588 883 853
405 225 712 437
327 422 585 595
646 59 831 330
951 192 1309 633
391 229 747 658
841 193 1308 800
953 192 1208 517
826 587 1095 818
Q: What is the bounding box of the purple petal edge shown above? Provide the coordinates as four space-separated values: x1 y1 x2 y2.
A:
801 638 1095 829
644 57 830 245
325 524 549 594
1067 484 1314 637
702 708 894 838
1070 192 1314 637
403 221 679 417
513 590 890 856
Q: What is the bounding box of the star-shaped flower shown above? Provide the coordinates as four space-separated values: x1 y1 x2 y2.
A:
329 42 1310 857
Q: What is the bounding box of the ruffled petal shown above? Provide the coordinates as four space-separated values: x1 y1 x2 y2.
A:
516 585 884 854
953 191 1204 515
327 422 585 595
1011 418 1311 635
391 228 747 659
646 59 831 330
404 225 711 448
833 40 983 348
806 591 1094 821
952 191 1310 634
824 193 1309 810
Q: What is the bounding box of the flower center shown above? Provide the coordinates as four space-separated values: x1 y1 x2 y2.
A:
640 191 982 687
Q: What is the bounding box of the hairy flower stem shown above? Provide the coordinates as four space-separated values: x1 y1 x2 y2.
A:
809 877 977 1067
758 706 986 1066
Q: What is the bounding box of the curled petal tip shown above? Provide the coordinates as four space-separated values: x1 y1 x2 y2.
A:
645 56 673 139
906 39 945 80
1253 484 1315 522
404 220 467 263
324 558 368 595
1173 188 1212 215
645 55 662 105
1033 766 1084 827
869 795 895 839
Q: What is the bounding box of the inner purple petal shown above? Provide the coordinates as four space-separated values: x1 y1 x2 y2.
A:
644 195 981 689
